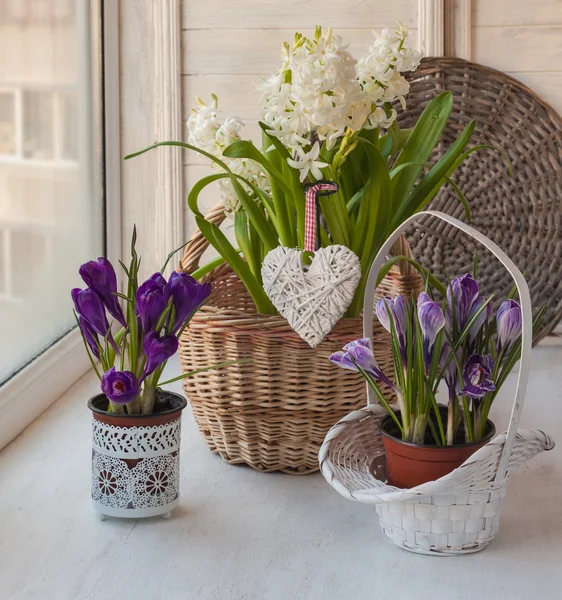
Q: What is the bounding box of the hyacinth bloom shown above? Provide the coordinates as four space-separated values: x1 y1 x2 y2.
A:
79 258 127 328
460 354 496 400
497 299 522 351
136 273 172 333
101 368 140 405
168 271 212 334
417 292 445 366
330 338 396 391
142 331 179 380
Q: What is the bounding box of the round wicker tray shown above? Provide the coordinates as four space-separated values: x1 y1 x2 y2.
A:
399 57 562 342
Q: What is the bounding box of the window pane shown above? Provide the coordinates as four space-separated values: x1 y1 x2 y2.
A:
0 1 103 382
0 93 16 155
22 90 54 160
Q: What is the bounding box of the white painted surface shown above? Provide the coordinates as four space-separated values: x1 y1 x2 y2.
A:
0 348 561 600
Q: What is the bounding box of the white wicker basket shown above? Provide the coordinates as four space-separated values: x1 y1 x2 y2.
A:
319 211 554 556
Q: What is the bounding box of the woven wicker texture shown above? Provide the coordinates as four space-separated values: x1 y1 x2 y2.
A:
319 405 553 555
178 202 423 474
319 210 555 555
398 57 562 342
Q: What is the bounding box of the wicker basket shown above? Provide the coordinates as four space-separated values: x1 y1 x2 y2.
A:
319 211 554 555
178 202 423 474
400 57 562 342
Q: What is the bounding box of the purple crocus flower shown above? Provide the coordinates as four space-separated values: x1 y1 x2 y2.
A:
136 273 171 333
417 292 445 366
168 271 212 334
101 367 140 405
460 354 496 400
330 338 396 391
79 258 127 328
446 274 480 332
72 288 110 337
142 331 178 380
497 299 522 351
376 295 410 363
78 316 100 360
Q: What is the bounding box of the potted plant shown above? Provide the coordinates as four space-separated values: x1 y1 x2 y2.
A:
73 230 228 519
330 267 540 489
124 23 509 474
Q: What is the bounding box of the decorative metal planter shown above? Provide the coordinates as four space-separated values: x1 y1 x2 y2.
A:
88 392 187 519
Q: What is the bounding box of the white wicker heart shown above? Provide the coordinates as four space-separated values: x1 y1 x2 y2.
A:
261 244 361 348
319 211 554 556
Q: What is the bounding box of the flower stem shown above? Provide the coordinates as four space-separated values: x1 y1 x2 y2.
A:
412 414 428 444
141 384 156 415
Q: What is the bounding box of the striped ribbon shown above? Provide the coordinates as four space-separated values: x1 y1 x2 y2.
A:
304 181 339 252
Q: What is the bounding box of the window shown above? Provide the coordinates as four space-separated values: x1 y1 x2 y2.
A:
0 0 104 383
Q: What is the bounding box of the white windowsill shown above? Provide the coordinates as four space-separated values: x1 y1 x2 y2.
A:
0 348 561 599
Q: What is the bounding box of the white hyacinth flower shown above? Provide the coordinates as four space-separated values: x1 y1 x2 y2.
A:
286 142 329 183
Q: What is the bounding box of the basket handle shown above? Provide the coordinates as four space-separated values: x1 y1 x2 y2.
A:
179 201 227 273
362 210 532 484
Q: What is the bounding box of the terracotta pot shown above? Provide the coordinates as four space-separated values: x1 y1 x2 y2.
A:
88 391 187 519
380 411 496 489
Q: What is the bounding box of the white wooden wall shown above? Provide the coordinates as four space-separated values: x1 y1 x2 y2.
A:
181 0 426 242
462 0 562 115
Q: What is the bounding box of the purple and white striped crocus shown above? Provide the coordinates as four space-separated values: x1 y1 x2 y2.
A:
330 338 396 392
376 295 410 363
417 292 446 367
446 274 480 328
496 299 522 351
460 354 496 401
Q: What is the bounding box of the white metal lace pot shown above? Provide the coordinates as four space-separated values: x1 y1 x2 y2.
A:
319 211 555 556
88 391 187 519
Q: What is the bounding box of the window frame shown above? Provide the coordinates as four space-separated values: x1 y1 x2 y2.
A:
0 0 121 450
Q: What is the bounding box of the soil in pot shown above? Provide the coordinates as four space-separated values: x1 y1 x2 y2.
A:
380 408 496 489
88 389 187 427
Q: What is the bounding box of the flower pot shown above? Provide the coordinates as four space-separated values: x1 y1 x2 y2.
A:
88 391 187 519
380 411 496 489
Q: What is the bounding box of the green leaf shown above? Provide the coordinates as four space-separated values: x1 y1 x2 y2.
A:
390 91 453 214
125 140 230 172
234 211 261 279
392 118 476 227
347 138 390 316
158 359 251 386
194 214 275 314
223 139 293 197
375 255 446 295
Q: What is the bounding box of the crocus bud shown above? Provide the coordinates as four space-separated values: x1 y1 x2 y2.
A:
79 258 127 328
101 368 140 405
168 271 211 334
417 292 445 365
136 273 171 333
497 299 522 351
142 331 178 380
446 273 480 330
375 295 409 362
72 288 110 337
79 316 100 360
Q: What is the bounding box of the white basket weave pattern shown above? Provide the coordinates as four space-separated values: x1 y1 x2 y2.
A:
319 211 555 556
